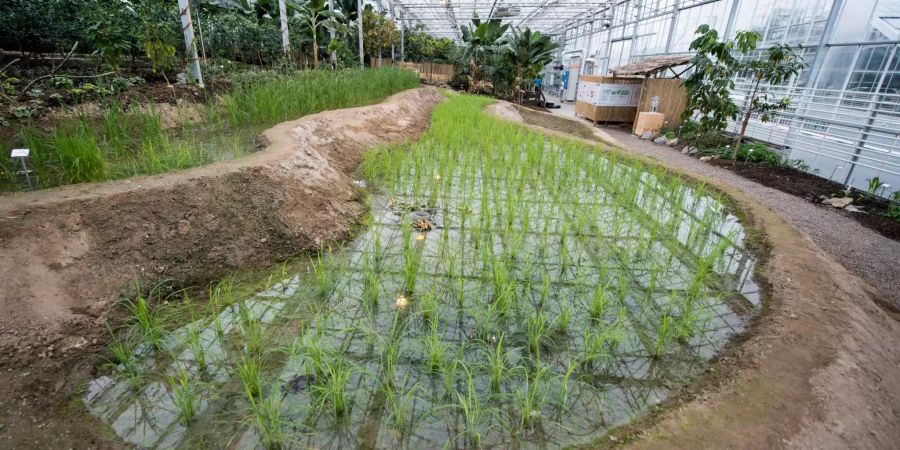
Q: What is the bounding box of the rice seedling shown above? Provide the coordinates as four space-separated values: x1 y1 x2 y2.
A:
419 287 438 326
312 357 354 419
167 366 198 425
589 283 611 322
123 291 164 351
454 365 483 447
237 353 264 402
485 334 509 393
652 313 674 359
105 327 143 387
515 364 550 434
238 304 265 358
383 378 420 436
185 322 208 373
311 249 336 299
526 311 550 358
250 383 286 450
557 359 579 408
555 300 571 335
424 323 449 374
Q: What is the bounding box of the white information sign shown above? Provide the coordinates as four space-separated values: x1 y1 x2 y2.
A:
596 83 642 107
10 148 29 158
577 81 601 105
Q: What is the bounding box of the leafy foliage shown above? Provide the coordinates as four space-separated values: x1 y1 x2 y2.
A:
359 9 400 65
684 25 805 163
502 28 557 92
404 25 459 63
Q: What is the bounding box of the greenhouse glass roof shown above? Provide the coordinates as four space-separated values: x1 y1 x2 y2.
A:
384 0 614 39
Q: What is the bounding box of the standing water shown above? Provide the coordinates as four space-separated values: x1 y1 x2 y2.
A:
84 95 760 449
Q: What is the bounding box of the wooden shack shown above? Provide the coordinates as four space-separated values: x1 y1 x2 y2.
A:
574 55 692 133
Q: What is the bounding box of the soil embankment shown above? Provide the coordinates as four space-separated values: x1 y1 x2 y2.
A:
488 101 900 450
0 86 444 448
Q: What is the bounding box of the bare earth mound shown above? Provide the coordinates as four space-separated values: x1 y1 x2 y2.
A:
487 101 900 450
0 87 444 448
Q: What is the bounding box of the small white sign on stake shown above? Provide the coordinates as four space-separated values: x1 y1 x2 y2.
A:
11 148 29 158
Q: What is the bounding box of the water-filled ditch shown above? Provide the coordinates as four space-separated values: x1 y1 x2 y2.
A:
84 95 760 449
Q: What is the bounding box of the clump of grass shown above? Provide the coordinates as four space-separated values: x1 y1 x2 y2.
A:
455 366 483 446
185 322 208 373
105 327 143 387
383 378 420 437
312 357 354 419
167 366 198 425
237 353 264 402
124 292 163 350
250 384 286 450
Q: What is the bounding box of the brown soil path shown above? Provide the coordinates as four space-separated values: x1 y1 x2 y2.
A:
487 101 900 450
0 86 445 449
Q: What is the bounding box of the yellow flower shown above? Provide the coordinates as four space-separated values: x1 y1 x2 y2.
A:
395 295 409 309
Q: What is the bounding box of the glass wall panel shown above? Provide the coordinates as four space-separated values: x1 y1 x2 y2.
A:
670 1 732 53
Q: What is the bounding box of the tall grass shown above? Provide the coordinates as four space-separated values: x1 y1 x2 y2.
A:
2 68 419 190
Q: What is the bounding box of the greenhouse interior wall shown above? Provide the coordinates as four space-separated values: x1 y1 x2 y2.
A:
546 0 900 197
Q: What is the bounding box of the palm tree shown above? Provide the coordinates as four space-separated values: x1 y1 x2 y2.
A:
502 27 557 95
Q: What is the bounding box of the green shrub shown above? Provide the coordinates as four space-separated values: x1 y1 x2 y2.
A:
705 142 784 165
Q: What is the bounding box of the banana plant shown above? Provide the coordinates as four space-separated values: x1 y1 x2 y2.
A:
289 0 344 67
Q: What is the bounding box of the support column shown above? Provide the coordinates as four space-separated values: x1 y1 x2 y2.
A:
177 0 203 86
358 0 365 67
581 21 594 75
390 3 396 63
400 13 405 62
805 0 846 85
279 0 290 57
723 0 741 38
664 0 679 53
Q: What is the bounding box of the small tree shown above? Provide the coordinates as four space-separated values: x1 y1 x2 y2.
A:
360 9 399 65
732 44 805 161
684 25 804 163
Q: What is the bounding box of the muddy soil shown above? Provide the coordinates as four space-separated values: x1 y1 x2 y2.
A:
487 101 900 449
0 87 444 448
514 105 597 140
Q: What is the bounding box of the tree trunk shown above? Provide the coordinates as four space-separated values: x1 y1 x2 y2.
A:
312 26 319 67
310 20 319 69
733 78 761 165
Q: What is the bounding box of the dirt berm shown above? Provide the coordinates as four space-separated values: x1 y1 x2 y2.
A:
0 86 444 448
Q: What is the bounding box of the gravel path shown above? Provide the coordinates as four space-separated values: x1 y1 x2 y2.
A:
602 127 900 309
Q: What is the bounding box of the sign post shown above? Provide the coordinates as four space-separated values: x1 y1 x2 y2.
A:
10 148 33 191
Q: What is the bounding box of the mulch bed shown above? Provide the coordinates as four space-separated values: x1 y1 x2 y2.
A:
707 158 900 241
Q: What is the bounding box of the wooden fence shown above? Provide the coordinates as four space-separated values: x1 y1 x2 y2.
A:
395 62 456 83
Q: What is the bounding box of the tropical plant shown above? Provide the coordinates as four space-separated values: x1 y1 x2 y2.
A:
502 27 557 94
459 18 509 89
289 0 344 67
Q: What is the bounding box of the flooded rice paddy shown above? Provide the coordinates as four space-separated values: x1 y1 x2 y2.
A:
84 95 760 449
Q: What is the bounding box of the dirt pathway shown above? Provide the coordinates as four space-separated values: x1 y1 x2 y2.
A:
0 86 444 449
487 101 900 449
